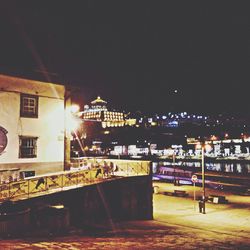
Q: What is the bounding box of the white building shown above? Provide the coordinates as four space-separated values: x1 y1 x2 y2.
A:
0 74 66 176
81 96 125 127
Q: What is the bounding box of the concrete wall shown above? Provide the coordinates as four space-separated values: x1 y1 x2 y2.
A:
22 175 153 228
0 74 65 174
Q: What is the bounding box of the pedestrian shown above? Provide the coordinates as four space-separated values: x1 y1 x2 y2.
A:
103 161 109 177
198 199 205 214
95 167 102 178
95 162 102 178
198 200 202 213
110 162 114 175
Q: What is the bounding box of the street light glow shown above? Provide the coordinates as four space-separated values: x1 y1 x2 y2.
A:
69 104 80 113
66 105 81 133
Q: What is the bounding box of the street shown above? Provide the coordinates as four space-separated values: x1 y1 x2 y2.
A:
153 182 250 239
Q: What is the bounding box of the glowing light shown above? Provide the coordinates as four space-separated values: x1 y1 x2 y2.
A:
210 135 217 140
205 144 212 152
66 105 81 133
51 205 64 209
195 143 202 149
69 104 80 113
66 115 80 132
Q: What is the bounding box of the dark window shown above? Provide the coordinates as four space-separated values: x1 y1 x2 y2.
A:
19 136 37 158
20 94 38 118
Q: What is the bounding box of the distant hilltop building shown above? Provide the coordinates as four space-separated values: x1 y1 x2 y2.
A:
81 96 126 127
88 96 108 112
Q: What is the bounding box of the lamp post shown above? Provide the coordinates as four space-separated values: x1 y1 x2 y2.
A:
196 141 206 214
64 99 80 171
201 143 206 214
173 150 176 185
64 93 72 171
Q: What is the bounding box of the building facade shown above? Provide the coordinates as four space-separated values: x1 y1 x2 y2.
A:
0 74 65 176
81 96 125 127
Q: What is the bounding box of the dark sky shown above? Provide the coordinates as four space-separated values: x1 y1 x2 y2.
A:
0 1 249 115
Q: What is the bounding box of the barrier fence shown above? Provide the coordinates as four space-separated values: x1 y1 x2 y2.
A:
0 159 151 202
70 158 151 176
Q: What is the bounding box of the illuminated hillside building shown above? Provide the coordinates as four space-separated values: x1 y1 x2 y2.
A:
81 96 126 127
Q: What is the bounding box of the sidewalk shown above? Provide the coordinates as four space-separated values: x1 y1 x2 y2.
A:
0 219 249 249
153 182 250 238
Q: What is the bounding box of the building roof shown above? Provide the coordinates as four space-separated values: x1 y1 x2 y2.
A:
0 74 65 99
91 96 107 105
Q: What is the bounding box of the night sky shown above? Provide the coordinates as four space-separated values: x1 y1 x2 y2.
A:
0 1 249 115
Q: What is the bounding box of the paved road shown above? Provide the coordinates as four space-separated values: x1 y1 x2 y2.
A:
0 182 250 249
153 182 250 238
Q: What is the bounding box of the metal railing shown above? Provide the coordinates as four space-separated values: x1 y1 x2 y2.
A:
70 158 151 175
0 159 151 202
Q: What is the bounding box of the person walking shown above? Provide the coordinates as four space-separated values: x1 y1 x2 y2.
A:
95 162 102 178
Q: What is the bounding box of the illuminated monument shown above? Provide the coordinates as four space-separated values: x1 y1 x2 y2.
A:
81 96 125 127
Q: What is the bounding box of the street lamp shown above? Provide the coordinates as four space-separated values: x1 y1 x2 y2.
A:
196 141 206 214
65 104 81 133
201 143 206 214
64 103 81 170
173 150 176 185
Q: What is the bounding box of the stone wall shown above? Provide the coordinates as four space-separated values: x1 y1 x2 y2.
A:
21 175 153 229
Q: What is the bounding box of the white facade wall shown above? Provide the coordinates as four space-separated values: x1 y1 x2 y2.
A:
128 145 137 156
0 74 65 175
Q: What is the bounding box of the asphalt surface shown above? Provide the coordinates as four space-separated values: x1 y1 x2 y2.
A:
0 182 250 249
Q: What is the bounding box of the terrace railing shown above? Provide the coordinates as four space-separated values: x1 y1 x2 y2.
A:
0 159 151 202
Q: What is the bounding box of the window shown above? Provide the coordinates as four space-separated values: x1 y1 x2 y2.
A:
20 94 38 118
19 136 38 158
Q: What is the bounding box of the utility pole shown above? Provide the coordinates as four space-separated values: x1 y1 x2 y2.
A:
64 89 72 171
173 150 176 185
201 143 206 214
